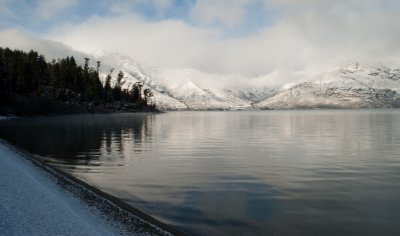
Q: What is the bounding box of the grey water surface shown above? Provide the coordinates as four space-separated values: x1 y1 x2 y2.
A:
1 110 400 236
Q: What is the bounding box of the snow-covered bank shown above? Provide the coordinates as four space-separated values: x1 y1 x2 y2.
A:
0 141 181 236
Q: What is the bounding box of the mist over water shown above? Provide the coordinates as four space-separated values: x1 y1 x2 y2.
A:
1 110 400 236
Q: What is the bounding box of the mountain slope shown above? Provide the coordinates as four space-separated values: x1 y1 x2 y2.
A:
166 81 251 110
2 30 399 110
97 54 400 110
96 53 272 110
255 63 400 109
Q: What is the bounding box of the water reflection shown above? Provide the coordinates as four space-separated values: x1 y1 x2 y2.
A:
0 113 153 167
1 110 400 236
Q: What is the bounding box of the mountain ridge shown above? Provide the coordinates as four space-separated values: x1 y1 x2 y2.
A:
1 30 399 110
99 53 400 110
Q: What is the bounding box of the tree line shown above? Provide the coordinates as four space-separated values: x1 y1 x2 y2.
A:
0 47 155 115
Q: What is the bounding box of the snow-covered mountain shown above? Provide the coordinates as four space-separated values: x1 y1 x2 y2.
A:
100 53 400 110
255 63 400 109
166 81 250 110
95 52 273 110
2 30 399 110
94 53 188 110
98 53 400 110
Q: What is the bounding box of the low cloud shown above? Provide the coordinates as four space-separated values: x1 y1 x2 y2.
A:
50 1 400 74
3 0 400 87
0 29 88 63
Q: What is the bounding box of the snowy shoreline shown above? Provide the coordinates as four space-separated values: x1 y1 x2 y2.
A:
0 139 185 236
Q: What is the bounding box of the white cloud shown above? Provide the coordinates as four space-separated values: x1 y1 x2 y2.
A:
48 14 222 69
0 28 88 63
35 0 78 20
5 0 400 87
147 0 173 13
189 0 249 28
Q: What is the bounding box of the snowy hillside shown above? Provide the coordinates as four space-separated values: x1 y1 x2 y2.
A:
165 81 249 110
2 30 399 110
97 54 400 110
255 63 400 109
95 53 273 110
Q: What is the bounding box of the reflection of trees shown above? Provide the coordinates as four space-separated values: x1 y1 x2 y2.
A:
0 114 153 166
99 114 152 160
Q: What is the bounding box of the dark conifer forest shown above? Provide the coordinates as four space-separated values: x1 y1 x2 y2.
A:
0 47 155 115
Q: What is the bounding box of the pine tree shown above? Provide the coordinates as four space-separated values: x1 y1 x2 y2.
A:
113 71 125 101
0 47 154 115
143 88 153 105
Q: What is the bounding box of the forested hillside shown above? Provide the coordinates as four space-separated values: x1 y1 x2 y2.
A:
0 47 155 115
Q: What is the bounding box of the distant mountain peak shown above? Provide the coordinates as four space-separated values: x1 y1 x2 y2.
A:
337 61 366 73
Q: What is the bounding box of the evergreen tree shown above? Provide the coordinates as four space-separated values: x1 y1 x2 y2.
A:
113 71 125 101
130 82 143 104
104 74 112 103
143 88 153 105
0 47 155 115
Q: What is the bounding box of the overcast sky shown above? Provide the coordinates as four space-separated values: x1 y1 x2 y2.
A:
1 0 400 78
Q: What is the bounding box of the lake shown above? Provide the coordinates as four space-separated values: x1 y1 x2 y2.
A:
1 110 400 236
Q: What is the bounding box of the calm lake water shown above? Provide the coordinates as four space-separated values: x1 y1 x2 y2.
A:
1 110 400 236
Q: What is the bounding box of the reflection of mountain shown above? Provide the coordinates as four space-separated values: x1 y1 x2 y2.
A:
1 111 400 236
0 114 152 166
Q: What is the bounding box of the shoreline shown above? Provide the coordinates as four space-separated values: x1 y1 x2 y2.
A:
0 107 163 119
0 139 187 236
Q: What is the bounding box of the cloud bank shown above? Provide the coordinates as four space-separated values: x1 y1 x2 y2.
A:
2 0 400 86
49 1 400 75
